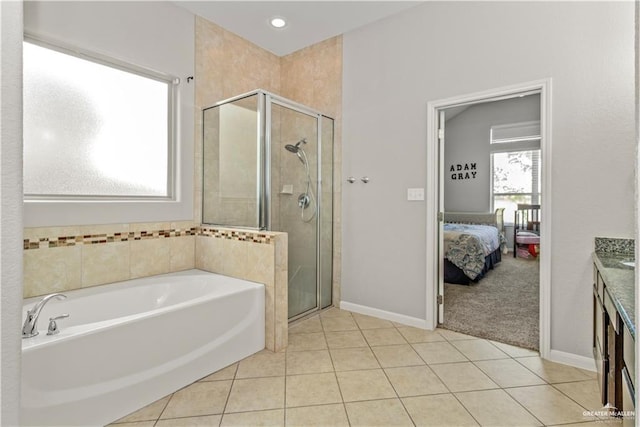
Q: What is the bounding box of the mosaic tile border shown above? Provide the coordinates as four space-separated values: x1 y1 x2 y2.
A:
595 237 635 255
199 227 272 244
24 226 272 250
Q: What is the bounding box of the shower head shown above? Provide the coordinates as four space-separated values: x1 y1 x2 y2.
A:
284 138 307 154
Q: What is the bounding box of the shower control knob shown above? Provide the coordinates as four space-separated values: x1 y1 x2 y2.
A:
347 177 356 183
361 176 370 183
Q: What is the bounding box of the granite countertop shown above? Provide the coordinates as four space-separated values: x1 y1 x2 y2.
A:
593 252 635 339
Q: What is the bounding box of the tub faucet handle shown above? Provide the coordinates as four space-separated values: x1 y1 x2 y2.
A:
47 314 69 336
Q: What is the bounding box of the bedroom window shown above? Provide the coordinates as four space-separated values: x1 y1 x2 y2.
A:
490 121 541 222
23 38 175 199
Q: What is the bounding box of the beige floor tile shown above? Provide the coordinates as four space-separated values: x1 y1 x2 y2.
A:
287 332 327 352
506 384 593 425
371 344 425 368
220 409 284 426
554 380 603 411
384 366 448 397
412 341 468 364
330 347 380 371
114 396 171 423
200 363 238 382
437 329 479 341
451 339 510 361
345 398 414 426
402 394 479 426
286 350 334 375
516 357 594 383
285 403 349 427
109 422 156 427
474 358 547 388
336 369 396 402
362 328 407 346
320 307 353 319
455 389 542 426
325 330 368 349
321 316 359 332
236 350 286 379
352 313 395 329
289 316 323 334
430 362 499 392
156 415 222 427
490 340 539 357
397 326 446 343
285 373 342 408
225 377 285 413
160 381 231 419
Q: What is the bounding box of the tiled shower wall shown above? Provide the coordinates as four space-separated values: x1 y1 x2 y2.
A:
195 17 343 306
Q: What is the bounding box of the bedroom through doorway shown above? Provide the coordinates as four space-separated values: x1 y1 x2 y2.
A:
438 92 542 351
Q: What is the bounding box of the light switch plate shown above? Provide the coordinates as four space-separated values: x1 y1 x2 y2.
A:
407 188 424 201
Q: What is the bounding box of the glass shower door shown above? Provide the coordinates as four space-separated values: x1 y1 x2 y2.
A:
270 102 319 319
202 94 260 228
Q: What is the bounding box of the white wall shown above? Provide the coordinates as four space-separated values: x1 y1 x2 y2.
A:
1 1 24 423
23 1 195 226
342 1 635 359
444 95 540 213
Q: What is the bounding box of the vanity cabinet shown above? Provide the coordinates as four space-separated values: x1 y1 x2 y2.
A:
593 271 608 404
593 258 635 418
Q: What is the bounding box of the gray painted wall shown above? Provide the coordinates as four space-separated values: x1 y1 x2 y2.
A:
444 95 540 213
342 1 635 359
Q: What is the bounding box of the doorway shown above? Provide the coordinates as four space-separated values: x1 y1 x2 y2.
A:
425 80 551 357
441 94 541 349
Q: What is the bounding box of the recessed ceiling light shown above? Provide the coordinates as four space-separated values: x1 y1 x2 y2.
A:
270 17 287 29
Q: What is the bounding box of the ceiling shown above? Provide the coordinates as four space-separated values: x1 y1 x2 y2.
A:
175 1 423 56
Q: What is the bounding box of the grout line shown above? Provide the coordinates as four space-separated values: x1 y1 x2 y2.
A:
151 394 173 427
320 311 349 417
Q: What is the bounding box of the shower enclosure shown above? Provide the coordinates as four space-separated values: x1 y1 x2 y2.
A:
202 90 333 320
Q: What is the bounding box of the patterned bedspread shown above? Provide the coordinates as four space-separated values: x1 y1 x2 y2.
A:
443 223 501 280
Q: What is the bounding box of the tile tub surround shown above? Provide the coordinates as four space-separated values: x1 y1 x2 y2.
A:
23 222 197 298
196 227 288 352
110 308 606 427
23 223 288 352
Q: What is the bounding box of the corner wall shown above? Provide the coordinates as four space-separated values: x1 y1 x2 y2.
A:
1 1 24 423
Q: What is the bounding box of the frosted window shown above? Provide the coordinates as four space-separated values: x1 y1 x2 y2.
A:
23 41 171 198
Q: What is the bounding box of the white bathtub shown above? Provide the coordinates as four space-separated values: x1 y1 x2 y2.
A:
20 269 265 426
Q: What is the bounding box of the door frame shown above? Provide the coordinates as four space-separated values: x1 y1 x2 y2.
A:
425 79 552 358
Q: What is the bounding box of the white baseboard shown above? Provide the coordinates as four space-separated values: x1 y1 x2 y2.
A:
339 301 429 329
547 349 596 372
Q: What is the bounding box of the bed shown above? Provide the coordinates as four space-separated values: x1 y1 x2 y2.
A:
443 209 505 285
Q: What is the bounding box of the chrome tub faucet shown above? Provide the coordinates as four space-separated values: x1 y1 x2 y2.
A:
22 293 66 338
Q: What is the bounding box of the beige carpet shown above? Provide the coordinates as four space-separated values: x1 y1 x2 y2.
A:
443 254 539 350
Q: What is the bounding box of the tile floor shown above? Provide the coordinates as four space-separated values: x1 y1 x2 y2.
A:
109 308 624 427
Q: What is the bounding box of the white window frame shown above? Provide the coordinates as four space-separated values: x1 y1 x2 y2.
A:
23 34 194 226
489 121 541 223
